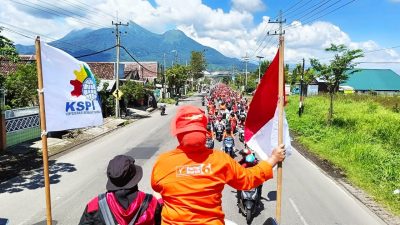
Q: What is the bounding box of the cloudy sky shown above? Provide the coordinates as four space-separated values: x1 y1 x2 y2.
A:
1 0 400 72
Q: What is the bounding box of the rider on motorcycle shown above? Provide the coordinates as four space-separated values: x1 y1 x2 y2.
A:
206 123 215 149
223 124 234 140
238 148 262 202
229 111 238 134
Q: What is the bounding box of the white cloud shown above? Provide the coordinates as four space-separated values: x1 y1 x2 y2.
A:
231 0 266 12
0 0 399 74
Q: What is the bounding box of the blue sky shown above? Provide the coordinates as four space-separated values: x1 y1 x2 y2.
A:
201 0 400 47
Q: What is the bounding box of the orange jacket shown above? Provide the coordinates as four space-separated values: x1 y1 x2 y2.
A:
151 146 273 225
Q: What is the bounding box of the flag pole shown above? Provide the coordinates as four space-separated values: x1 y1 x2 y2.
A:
35 36 53 225
276 32 285 224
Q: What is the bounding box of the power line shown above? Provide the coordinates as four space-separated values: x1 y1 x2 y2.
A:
356 61 400 64
9 0 107 29
294 0 346 24
33 0 109 28
281 0 315 18
0 22 99 53
282 0 307 16
288 0 357 29
251 0 313 58
364 45 400 54
1 26 34 39
254 0 357 62
75 45 117 59
120 45 157 74
286 0 335 21
66 0 116 19
287 0 338 22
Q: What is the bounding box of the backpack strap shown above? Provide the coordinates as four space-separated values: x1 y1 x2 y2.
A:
128 194 152 225
98 193 116 225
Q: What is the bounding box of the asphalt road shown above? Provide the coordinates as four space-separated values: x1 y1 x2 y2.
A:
0 95 387 225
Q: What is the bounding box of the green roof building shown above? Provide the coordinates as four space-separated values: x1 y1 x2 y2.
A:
343 69 400 93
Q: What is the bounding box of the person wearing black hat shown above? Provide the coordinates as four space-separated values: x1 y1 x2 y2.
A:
79 155 162 225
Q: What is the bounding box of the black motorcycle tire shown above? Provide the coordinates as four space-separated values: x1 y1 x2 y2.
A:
246 208 252 224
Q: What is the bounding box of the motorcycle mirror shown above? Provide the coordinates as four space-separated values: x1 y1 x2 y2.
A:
263 217 278 225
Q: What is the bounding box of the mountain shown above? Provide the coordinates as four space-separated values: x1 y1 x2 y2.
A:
16 22 256 71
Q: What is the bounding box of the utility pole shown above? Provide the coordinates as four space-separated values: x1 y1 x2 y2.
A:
299 58 305 116
267 10 286 224
256 55 264 84
163 53 166 98
242 53 249 91
112 21 128 118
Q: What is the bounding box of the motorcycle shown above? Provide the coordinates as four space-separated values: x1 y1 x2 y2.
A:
237 187 260 225
215 124 224 142
223 136 235 158
205 137 214 149
238 128 245 143
160 104 166 116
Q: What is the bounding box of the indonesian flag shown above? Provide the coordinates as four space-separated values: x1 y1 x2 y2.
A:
244 50 291 160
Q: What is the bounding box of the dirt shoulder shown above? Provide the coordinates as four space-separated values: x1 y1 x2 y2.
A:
291 133 400 225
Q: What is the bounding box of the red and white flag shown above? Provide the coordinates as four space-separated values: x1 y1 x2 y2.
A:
244 50 291 160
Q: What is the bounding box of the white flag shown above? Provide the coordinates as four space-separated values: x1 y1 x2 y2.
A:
40 42 103 132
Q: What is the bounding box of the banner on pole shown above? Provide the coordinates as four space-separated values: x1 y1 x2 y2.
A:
244 50 291 160
40 42 103 132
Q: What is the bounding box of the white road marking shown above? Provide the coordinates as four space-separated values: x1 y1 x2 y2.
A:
289 198 309 225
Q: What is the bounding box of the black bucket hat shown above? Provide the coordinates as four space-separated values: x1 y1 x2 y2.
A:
106 155 143 191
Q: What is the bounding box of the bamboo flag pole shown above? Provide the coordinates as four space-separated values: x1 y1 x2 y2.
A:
276 34 285 224
35 36 53 225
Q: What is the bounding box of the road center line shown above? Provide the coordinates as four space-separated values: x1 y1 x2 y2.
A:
289 198 309 225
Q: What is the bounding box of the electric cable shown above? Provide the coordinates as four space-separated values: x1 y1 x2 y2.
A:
120 45 158 74
75 45 117 59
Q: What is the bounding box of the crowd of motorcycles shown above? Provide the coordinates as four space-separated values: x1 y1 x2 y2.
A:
202 84 263 225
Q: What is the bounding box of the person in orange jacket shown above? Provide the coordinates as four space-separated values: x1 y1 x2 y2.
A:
151 105 286 225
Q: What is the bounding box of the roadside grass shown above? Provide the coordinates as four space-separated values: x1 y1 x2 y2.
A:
286 94 400 216
158 98 176 104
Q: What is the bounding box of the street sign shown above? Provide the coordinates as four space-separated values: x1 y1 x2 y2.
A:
113 89 123 100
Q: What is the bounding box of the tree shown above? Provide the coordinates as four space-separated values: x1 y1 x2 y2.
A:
189 51 207 80
166 64 189 96
221 77 231 85
5 63 38 108
0 31 19 63
1 31 20 89
311 44 363 124
255 60 271 80
284 63 290 84
289 63 302 86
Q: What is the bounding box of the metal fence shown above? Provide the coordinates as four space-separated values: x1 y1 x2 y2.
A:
5 106 39 119
4 107 40 147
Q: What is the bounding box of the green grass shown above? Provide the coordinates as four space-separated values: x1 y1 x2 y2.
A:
286 94 400 215
158 98 176 104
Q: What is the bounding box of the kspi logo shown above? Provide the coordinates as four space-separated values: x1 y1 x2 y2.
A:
66 64 98 113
